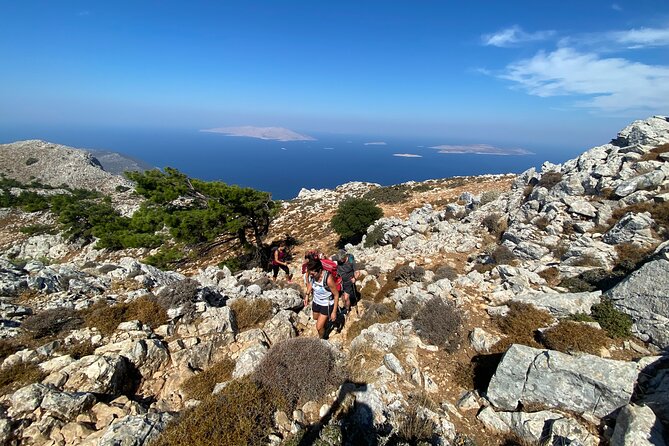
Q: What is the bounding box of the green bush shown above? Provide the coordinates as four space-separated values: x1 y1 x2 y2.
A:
480 190 503 205
412 297 464 352
144 246 185 270
363 224 385 248
20 224 57 236
591 299 632 338
363 185 410 204
25 157 39 166
537 172 563 189
331 198 383 244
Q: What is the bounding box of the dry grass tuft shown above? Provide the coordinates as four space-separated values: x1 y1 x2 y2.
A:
347 301 399 340
639 143 669 161
153 378 279 446
83 296 167 336
59 340 96 360
347 342 385 383
182 358 235 400
228 298 273 331
537 267 559 285
0 362 46 395
542 320 611 355
253 338 343 411
393 400 437 444
494 302 553 351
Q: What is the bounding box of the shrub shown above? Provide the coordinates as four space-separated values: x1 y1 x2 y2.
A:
154 378 278 446
156 278 200 310
228 298 273 331
412 297 463 352
115 185 131 193
363 185 410 204
22 308 83 339
363 225 385 248
0 339 23 361
494 302 553 350
399 295 423 320
481 213 507 238
480 190 503 205
390 264 425 285
59 340 96 360
83 297 167 336
19 224 56 236
347 301 399 340
615 243 653 271
331 198 383 244
393 401 437 444
432 265 458 281
537 267 559 285
537 172 563 189
542 320 610 355
0 362 47 395
591 299 632 338
253 338 343 411
144 246 184 270
124 296 168 329
535 216 550 231
412 184 432 192
182 358 235 400
25 157 39 166
492 245 516 265
559 276 596 293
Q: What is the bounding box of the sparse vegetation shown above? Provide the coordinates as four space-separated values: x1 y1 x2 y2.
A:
542 320 611 355
156 278 200 310
591 299 632 338
364 224 385 248
21 307 83 339
253 338 343 411
331 198 384 245
432 264 458 281
59 340 96 359
537 267 559 285
228 298 273 331
390 264 425 285
412 297 463 352
144 246 185 270
347 301 399 340
491 245 516 265
83 296 167 335
0 362 47 395
494 302 553 351
154 378 279 446
481 213 507 239
19 224 56 236
639 143 669 161
537 172 563 189
392 401 437 444
25 157 39 166
363 184 410 204
182 358 235 400
480 190 503 205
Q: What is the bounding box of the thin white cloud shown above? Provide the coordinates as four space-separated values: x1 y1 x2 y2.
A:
482 26 555 47
393 153 422 158
609 27 669 48
611 3 622 11
364 141 387 146
501 47 669 112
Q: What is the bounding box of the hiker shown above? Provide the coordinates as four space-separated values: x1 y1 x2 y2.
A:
271 243 292 282
304 257 340 339
334 252 360 314
302 249 321 286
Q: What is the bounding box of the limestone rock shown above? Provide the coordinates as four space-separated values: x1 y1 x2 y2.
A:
611 404 667 446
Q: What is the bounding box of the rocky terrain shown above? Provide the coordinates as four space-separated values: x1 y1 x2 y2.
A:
0 116 668 445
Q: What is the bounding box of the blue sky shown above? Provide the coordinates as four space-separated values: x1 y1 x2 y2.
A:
1 1 668 148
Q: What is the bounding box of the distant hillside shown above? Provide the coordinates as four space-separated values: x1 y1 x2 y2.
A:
87 149 154 175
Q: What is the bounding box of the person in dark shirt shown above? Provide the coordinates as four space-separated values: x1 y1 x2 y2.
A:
334 252 359 314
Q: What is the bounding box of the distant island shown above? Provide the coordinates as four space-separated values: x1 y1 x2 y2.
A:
201 126 316 141
430 143 533 155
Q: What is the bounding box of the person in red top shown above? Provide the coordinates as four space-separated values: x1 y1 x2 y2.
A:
272 242 292 282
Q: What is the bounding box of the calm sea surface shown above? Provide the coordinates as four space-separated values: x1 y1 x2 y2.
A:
1 126 585 200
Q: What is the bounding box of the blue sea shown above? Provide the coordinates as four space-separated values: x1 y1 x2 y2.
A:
0 126 585 200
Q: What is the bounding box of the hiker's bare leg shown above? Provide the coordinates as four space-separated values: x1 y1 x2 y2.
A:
316 313 328 338
342 293 351 311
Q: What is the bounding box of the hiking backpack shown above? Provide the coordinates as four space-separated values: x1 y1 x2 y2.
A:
320 258 343 292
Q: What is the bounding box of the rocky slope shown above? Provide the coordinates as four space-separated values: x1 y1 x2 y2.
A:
0 117 668 445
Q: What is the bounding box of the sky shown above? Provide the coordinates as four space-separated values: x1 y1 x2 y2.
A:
1 1 668 149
